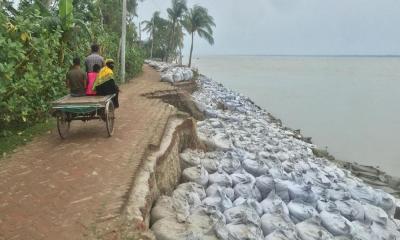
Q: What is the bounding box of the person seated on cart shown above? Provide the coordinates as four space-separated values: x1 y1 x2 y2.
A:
85 44 104 73
93 59 120 108
86 64 101 96
66 57 87 97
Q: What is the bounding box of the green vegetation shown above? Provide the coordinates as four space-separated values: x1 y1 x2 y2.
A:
142 0 215 66
0 0 215 153
0 119 55 158
0 0 144 135
165 0 187 62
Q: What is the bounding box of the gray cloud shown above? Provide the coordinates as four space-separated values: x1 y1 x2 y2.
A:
138 0 400 56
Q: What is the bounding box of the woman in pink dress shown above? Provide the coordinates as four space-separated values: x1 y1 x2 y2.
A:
86 64 100 96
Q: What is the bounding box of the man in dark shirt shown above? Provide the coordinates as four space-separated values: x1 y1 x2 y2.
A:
66 57 86 97
85 44 104 73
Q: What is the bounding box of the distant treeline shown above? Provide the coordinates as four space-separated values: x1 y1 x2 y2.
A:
141 0 215 67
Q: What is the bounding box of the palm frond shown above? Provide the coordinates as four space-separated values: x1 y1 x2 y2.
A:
34 0 53 17
197 28 214 45
73 19 92 41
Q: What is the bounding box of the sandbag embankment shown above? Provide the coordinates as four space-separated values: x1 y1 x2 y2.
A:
146 60 194 83
150 73 400 239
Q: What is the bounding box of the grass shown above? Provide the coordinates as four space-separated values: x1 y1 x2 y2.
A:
0 119 55 159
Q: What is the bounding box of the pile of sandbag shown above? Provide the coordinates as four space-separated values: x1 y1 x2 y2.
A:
145 60 174 72
150 73 400 240
145 60 194 83
160 67 194 83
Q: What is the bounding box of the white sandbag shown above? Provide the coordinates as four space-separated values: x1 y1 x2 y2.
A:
349 184 378 205
180 150 201 170
173 191 202 222
282 160 295 173
316 200 337 213
269 167 291 180
216 223 264 240
208 169 233 187
264 227 301 240
255 175 275 199
296 217 334 240
151 217 188 240
161 73 174 83
274 179 291 203
183 69 194 80
375 190 396 216
288 184 317 205
231 169 256 186
219 157 241 174
243 159 269 177
332 236 351 240
172 182 206 222
182 166 209 187
386 219 400 236
335 199 364 221
202 189 233 212
210 132 232 150
224 205 261 227
175 182 207 200
151 196 175 225
370 221 400 240
234 181 262 201
260 191 290 216
325 189 351 201
233 197 264 216
206 184 235 201
187 208 220 239
363 202 388 225
287 200 318 224
350 221 378 240
260 213 294 236
201 158 220 173
152 214 219 240
173 71 183 82
320 210 352 236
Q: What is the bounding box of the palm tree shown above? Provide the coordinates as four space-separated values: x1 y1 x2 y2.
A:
182 5 215 67
166 0 187 62
142 11 160 59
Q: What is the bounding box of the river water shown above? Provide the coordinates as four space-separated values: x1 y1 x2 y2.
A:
190 55 400 177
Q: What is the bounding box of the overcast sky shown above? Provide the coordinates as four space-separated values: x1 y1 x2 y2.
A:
137 0 400 56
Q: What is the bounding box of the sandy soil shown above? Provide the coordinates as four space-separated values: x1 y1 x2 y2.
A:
0 65 176 240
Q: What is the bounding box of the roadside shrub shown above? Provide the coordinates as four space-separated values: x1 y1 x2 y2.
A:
0 11 67 134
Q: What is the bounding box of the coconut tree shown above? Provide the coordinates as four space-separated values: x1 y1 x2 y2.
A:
142 11 161 59
182 5 215 67
166 0 187 62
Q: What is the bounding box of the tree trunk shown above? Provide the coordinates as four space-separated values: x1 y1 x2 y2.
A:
99 7 104 31
188 32 194 67
117 37 122 65
166 21 175 62
150 27 154 59
179 46 182 65
121 0 127 83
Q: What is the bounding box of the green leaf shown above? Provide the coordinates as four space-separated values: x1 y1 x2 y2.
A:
59 0 73 30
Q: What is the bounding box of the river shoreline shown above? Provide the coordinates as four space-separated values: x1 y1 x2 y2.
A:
146 59 400 197
190 55 400 177
145 60 400 239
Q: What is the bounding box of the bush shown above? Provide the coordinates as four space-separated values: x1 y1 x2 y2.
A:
0 9 144 135
0 11 67 133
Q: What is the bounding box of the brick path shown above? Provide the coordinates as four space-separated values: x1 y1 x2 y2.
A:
0 65 176 240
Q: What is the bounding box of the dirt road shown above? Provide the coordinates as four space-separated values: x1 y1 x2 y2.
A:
0 65 176 240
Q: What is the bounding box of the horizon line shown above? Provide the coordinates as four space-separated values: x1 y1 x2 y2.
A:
192 54 400 58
